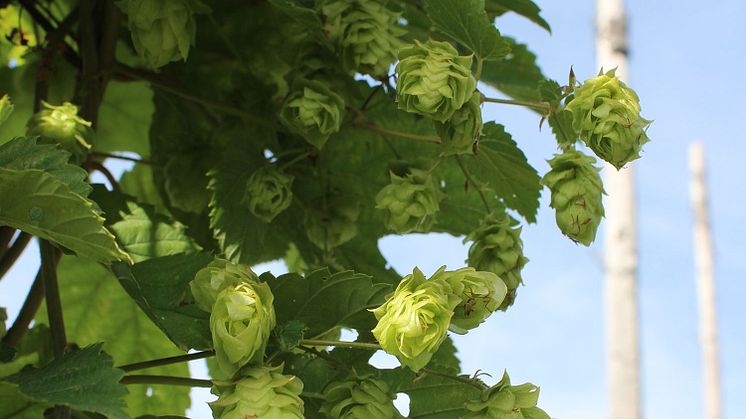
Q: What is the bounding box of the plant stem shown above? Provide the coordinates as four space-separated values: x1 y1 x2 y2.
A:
474 57 484 80
357 122 441 144
420 368 486 390
0 232 32 280
120 375 213 388
90 151 156 166
481 96 551 112
278 152 311 170
296 345 351 371
301 392 326 400
454 155 491 213
88 161 121 192
2 268 44 347
298 339 381 350
0 227 15 255
118 350 216 372
40 241 66 357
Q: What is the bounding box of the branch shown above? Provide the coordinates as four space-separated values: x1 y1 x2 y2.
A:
356 122 441 144
17 0 81 69
40 241 66 356
481 96 551 112
87 161 121 192
0 227 17 259
120 375 213 388
118 350 215 372
298 339 381 350
0 232 32 280
454 155 491 213
90 151 156 166
419 368 486 390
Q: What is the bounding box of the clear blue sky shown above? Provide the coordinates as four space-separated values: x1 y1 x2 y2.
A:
2 1 745 418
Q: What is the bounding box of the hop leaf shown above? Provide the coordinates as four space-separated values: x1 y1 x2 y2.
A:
565 68 652 169
463 371 551 419
117 0 209 69
189 259 259 312
211 365 304 418
465 210 529 310
541 150 605 246
280 79 345 149
26 101 92 163
434 91 483 155
321 374 402 418
305 196 359 249
396 39 477 122
0 95 14 127
434 266 507 334
375 165 443 234
321 0 403 77
242 167 294 222
371 267 460 371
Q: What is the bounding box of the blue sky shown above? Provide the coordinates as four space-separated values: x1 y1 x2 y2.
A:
2 1 745 418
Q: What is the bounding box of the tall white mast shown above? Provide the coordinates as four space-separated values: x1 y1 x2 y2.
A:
596 1 641 418
689 142 722 419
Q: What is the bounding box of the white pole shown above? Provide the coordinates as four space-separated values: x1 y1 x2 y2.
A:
689 142 722 419
596 1 641 418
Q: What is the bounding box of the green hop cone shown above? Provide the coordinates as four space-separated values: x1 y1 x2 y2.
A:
241 167 294 222
26 101 92 163
280 79 345 149
321 0 402 77
0 95 13 127
465 210 529 311
117 0 209 69
541 150 605 246
396 40 477 122
305 196 359 249
464 372 550 419
210 281 276 377
375 165 443 234
371 267 460 371
434 267 507 334
211 365 304 419
190 259 259 312
565 68 652 169
321 374 402 418
433 92 483 155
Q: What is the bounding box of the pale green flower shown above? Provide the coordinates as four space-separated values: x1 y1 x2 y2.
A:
210 365 304 419
434 267 507 334
322 374 401 418
280 79 345 149
464 372 550 419
26 101 92 163
242 167 294 222
190 259 259 312
305 197 359 249
434 92 483 155
375 166 443 234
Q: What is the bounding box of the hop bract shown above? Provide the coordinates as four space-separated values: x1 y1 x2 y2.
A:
371 267 460 371
434 92 483 155
464 372 550 419
375 166 443 234
117 0 208 69
280 79 345 149
321 374 401 418
0 95 13 127
565 68 652 169
435 267 507 334
305 197 359 249
542 150 605 246
190 259 259 312
321 0 402 77
242 167 294 222
211 365 304 419
210 281 276 377
396 40 477 122
26 101 92 163
465 211 529 311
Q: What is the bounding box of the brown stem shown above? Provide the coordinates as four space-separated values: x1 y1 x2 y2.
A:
88 161 121 192
120 375 213 388
455 155 491 213
0 232 32 280
90 151 156 166
40 241 66 356
118 350 216 373
0 227 16 259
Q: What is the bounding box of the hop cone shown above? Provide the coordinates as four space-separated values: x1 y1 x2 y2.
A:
375 166 443 234
371 267 461 371
210 281 276 377
396 40 477 122
321 374 401 418
242 167 294 222
117 0 209 69
464 372 550 419
542 150 604 246
26 101 92 163
305 197 359 249
280 79 345 149
465 211 528 311
434 267 507 334
211 365 304 419
190 259 259 312
565 68 652 169
321 0 402 77
434 92 483 155
0 95 13 127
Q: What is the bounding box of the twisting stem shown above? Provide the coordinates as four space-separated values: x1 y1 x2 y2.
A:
88 161 121 192
357 122 441 144
0 232 32 280
419 368 486 390
118 350 216 372
298 339 381 350
0 227 15 259
454 155 491 213
120 375 213 388
90 151 156 166
481 96 551 112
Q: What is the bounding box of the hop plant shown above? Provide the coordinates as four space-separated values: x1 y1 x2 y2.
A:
321 374 401 418
435 267 507 334
463 372 550 419
211 365 304 419
305 196 359 249
371 267 460 371
210 281 276 377
26 101 92 163
190 259 259 312
321 0 402 77
280 79 345 149
375 165 443 234
434 92 483 155
542 150 605 246
465 211 529 311
117 0 209 69
241 167 294 222
565 68 652 169
0 95 13 127
396 40 477 122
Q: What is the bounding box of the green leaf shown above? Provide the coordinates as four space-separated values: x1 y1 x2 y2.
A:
90 186 201 262
0 167 130 264
0 137 92 196
468 123 541 222
424 0 510 60
538 79 578 148
485 0 551 32
4 344 128 419
274 320 308 352
264 269 390 338
480 37 545 102
0 382 47 419
36 257 191 417
96 81 154 156
119 165 170 216
111 253 215 350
